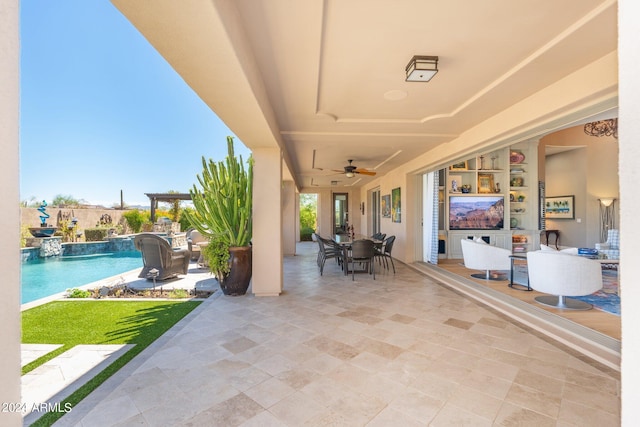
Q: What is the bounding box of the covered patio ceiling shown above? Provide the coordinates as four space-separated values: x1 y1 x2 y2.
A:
112 0 617 190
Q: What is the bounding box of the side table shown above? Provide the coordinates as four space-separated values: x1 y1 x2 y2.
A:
509 254 531 291
542 230 560 249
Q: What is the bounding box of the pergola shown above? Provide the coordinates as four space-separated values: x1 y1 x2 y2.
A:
145 193 192 223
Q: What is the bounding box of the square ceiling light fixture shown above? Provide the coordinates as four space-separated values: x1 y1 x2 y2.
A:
405 55 439 82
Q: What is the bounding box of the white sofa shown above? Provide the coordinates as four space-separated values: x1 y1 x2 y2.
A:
527 250 603 310
460 238 512 280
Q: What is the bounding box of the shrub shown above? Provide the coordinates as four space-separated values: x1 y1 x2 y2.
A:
84 228 108 241
67 288 91 298
168 289 189 299
20 225 32 248
123 209 147 233
202 235 231 281
179 207 195 232
58 219 79 243
300 226 315 241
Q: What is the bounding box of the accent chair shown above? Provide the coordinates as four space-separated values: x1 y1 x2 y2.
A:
527 250 603 310
460 238 512 280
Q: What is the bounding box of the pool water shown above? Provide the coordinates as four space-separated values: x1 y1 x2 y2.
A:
21 252 143 304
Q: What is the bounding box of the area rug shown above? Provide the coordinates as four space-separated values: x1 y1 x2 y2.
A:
510 265 620 316
573 269 620 316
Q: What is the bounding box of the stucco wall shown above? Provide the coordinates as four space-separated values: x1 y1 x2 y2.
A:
540 125 619 248
0 0 21 423
305 188 361 240
282 181 297 255
21 207 128 236
620 1 640 420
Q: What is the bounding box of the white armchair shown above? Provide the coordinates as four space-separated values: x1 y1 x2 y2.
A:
527 250 603 310
595 229 620 260
460 238 512 280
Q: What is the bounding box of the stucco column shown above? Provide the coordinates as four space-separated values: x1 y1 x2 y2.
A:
0 0 22 425
251 147 283 296
282 181 296 256
620 0 640 423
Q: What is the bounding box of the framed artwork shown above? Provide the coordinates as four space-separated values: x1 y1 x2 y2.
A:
381 194 391 218
392 187 401 223
477 173 495 194
545 195 575 219
449 161 468 171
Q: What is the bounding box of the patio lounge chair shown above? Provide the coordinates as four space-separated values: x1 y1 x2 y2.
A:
134 233 190 280
186 228 207 261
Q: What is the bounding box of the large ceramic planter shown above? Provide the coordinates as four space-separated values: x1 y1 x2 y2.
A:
219 246 252 296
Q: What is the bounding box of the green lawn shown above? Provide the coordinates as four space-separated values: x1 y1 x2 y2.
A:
22 300 202 426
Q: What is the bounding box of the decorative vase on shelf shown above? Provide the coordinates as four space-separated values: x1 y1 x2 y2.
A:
510 218 518 228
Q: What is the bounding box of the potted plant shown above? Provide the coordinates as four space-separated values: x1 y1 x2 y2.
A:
185 136 253 296
201 234 231 282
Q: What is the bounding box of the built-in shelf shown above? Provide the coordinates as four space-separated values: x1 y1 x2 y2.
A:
444 142 540 257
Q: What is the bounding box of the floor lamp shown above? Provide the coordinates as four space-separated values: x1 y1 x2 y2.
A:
598 198 616 242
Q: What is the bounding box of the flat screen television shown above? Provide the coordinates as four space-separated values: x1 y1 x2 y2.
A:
449 195 504 230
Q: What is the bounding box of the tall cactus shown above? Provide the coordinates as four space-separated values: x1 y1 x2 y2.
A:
186 136 253 247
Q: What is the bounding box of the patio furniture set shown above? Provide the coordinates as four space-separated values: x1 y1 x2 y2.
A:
313 233 395 280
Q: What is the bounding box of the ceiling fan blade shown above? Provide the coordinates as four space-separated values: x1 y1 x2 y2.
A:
355 168 376 176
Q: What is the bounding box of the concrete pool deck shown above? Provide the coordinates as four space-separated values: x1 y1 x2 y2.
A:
21 261 218 311
22 344 135 426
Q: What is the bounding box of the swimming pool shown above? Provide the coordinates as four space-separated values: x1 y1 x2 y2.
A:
21 252 143 304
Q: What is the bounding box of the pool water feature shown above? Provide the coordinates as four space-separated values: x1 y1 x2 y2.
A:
21 252 143 304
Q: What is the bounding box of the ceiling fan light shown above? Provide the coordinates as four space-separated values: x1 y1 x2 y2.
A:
345 172 355 178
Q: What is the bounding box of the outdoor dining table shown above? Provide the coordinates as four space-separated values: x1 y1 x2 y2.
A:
332 234 383 276
332 234 382 245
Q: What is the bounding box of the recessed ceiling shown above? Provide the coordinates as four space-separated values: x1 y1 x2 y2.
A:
234 0 617 188
113 0 618 189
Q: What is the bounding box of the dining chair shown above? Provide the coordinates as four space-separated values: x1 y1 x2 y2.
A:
375 235 396 273
315 235 343 275
346 239 376 281
371 232 386 241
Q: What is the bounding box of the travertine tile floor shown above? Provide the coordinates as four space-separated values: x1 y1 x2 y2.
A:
54 242 620 426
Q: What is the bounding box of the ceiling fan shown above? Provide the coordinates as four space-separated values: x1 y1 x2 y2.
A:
333 160 377 178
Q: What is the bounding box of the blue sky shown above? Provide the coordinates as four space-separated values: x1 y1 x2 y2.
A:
20 1 251 207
